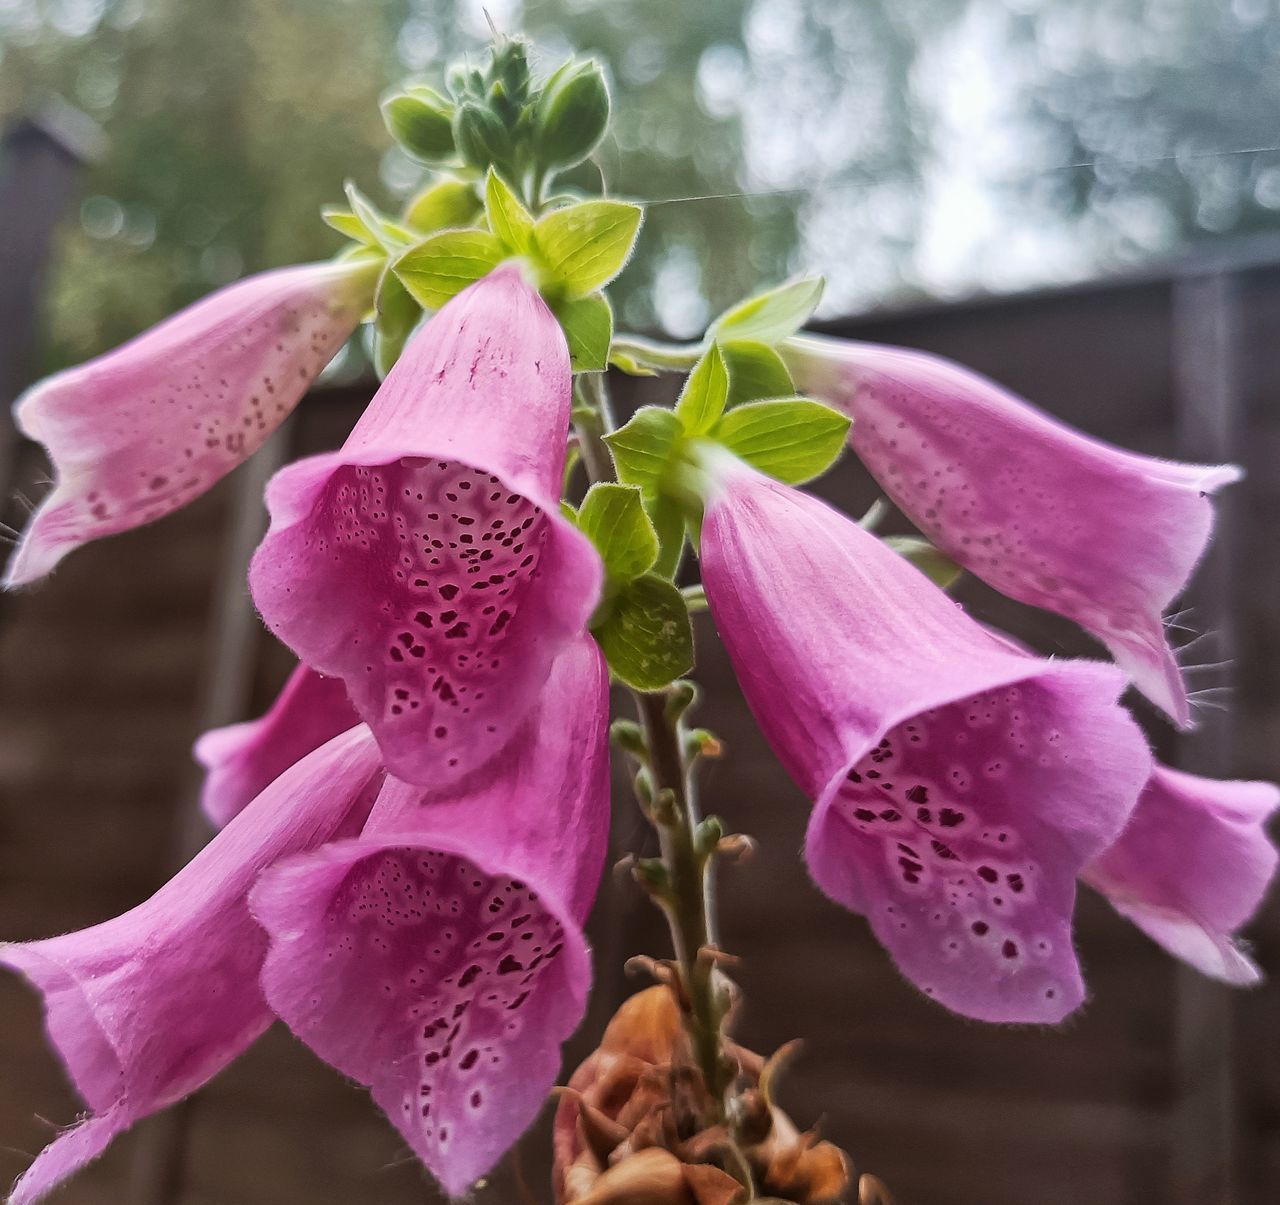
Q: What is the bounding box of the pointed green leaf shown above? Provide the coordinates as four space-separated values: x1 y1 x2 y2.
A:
373 265 421 378
392 230 506 310
553 292 613 372
883 536 963 590
674 343 729 435
712 397 850 485
405 178 483 232
721 339 795 406
576 483 659 581
709 277 824 346
603 407 684 492
343 182 411 252
594 574 694 691
646 493 686 578
322 206 377 245
484 168 535 253
533 199 643 296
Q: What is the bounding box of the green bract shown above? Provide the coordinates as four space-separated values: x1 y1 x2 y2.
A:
594 574 694 691
484 170 535 254
576 483 659 581
720 339 795 406
405 179 482 232
709 276 824 346
711 398 850 485
674 343 728 435
552 293 613 372
533 199 643 297
603 407 684 493
372 266 419 379
392 229 506 310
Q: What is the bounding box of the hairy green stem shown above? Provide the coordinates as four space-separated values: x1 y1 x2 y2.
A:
634 690 730 1110
572 369 732 1119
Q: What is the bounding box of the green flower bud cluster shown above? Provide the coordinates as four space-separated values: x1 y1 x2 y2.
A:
380 38 610 201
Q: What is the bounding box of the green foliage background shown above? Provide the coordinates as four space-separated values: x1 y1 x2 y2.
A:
2 0 1278 367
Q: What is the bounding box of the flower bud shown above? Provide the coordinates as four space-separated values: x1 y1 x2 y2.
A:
381 86 455 162
490 37 532 118
452 98 514 172
533 57 611 171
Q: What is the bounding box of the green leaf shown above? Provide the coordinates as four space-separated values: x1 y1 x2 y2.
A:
712 397 850 485
533 199 643 296
594 574 694 691
322 206 377 245
709 277 824 346
373 265 420 378
674 343 729 435
646 493 686 578
603 407 684 492
883 536 964 590
344 182 409 251
392 230 506 310
484 168 534 253
553 292 613 372
576 483 659 581
721 339 795 406
405 178 482 232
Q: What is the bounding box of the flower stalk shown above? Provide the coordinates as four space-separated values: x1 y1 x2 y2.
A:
574 371 735 1130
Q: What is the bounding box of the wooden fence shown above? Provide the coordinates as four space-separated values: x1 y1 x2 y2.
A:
2 116 1278 1205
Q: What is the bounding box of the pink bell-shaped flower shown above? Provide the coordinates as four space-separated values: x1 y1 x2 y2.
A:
785 335 1241 727
2 726 384 1204
250 636 610 1197
195 663 359 827
1085 763 1278 984
249 263 602 787
696 448 1152 1023
5 259 376 587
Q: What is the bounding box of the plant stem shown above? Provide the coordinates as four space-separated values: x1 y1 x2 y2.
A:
572 369 731 1117
611 333 704 372
635 689 729 1111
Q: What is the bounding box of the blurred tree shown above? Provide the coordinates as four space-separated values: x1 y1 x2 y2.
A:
1 0 1277 365
1005 0 1280 255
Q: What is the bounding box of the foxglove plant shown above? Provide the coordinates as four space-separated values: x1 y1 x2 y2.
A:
3 34 1275 1205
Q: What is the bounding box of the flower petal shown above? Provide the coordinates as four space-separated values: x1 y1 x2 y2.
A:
194 664 359 827
1084 764 1279 984
5 260 375 587
8 1108 129 1205
250 264 602 787
251 637 609 1196
785 335 1241 726
699 456 1152 1022
1 725 383 1202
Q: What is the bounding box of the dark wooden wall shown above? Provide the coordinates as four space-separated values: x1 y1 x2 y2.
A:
2 119 1279 1204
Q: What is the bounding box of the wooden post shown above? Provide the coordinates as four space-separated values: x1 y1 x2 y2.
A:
0 102 105 520
1169 267 1242 1205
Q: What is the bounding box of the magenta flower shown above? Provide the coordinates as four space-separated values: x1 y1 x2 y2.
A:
696 449 1151 1023
0 726 384 1204
1085 764 1279 984
249 263 602 787
5 260 376 588
195 663 358 827
785 335 1241 727
250 635 611 1197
